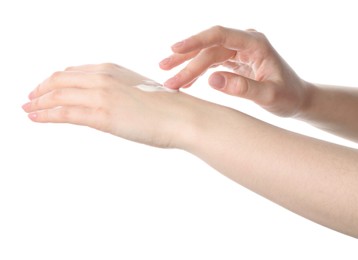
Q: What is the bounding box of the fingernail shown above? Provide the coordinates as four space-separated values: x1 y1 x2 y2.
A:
159 57 171 66
22 102 31 111
209 74 226 89
28 113 38 120
171 41 184 49
164 75 180 88
29 84 40 100
28 91 35 100
28 89 38 100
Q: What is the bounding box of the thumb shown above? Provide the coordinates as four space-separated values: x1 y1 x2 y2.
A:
209 71 265 102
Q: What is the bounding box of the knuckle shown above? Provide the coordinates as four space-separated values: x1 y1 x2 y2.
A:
38 109 50 122
64 66 74 71
32 97 41 109
255 32 269 44
251 31 271 48
98 63 112 69
96 72 114 84
210 25 227 41
246 31 273 57
95 88 111 108
95 106 109 119
98 63 120 70
50 71 63 81
92 107 111 131
211 25 226 34
181 66 195 77
47 71 64 85
58 107 71 121
210 25 229 45
96 87 109 99
50 89 65 102
246 28 258 32
231 77 249 97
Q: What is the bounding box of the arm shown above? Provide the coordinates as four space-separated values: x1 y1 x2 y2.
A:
186 103 358 238
160 26 358 142
298 83 358 142
22 63 358 237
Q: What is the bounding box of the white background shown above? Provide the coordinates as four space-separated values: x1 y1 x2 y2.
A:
0 0 357 259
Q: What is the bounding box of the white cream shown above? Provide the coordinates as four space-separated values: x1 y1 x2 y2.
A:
134 79 178 93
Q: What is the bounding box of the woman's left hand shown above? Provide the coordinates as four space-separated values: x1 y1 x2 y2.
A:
22 63 205 148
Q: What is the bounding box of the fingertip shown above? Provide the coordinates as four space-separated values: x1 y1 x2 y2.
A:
171 39 194 54
159 58 172 70
163 83 180 91
163 75 180 89
28 91 35 100
182 82 193 89
209 73 226 89
28 112 38 121
22 102 31 112
171 41 185 51
159 57 171 66
28 84 41 100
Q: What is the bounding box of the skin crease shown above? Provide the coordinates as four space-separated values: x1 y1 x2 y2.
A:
23 26 358 238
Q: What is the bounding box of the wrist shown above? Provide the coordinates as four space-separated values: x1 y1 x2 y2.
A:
170 95 225 152
163 93 210 151
175 98 241 155
292 81 319 122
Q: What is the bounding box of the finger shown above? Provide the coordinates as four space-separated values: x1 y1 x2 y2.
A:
64 64 96 71
181 80 196 89
159 50 200 70
164 46 235 89
222 61 255 79
29 71 105 100
64 63 123 72
27 106 108 132
23 88 104 113
222 61 241 71
209 71 270 104
171 26 255 54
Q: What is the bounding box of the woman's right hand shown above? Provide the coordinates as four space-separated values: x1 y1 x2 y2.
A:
160 26 311 118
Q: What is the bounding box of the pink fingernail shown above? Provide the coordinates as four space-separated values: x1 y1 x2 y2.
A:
171 41 185 49
28 113 38 120
28 91 35 100
22 102 31 111
159 57 171 66
29 84 41 100
164 75 180 88
209 74 226 89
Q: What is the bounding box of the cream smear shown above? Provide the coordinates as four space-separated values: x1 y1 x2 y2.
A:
134 80 178 93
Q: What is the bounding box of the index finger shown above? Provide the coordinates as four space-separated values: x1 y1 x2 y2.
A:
29 71 100 100
171 26 255 54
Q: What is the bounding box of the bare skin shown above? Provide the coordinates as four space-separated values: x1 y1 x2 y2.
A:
160 26 358 141
23 26 358 238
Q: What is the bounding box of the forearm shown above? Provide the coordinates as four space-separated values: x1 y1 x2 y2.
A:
24 62 358 237
185 105 358 237
297 83 358 142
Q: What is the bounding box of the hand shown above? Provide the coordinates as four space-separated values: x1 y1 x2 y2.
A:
160 26 310 117
22 63 203 148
